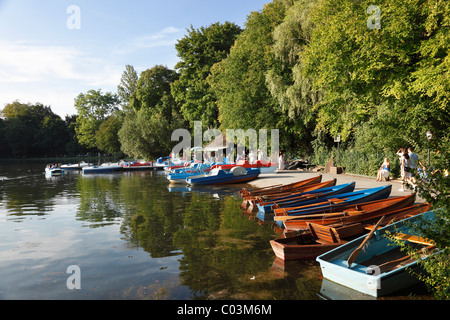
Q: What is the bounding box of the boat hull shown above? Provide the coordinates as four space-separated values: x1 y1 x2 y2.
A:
257 182 355 215
316 211 436 297
266 185 392 226
187 168 260 185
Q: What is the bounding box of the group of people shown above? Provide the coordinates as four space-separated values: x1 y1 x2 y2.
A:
376 147 425 191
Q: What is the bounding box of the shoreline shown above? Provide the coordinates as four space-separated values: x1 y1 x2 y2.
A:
248 169 426 203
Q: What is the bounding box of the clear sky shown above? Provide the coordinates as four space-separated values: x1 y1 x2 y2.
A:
0 0 268 117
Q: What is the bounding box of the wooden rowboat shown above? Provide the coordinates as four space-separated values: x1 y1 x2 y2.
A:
256 182 355 215
316 211 437 297
240 175 322 198
270 186 392 224
270 202 430 261
245 179 338 213
283 194 417 232
261 186 392 225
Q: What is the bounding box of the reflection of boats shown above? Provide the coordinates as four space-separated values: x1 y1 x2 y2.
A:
187 167 260 185
120 160 153 170
316 211 437 297
267 185 392 226
270 202 430 261
256 182 355 215
167 163 211 183
318 278 376 300
82 163 123 174
61 161 91 170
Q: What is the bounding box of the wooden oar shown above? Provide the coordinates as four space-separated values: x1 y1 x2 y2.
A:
347 215 385 268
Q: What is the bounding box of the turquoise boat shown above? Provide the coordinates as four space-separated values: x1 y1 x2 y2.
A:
316 211 437 297
187 167 260 185
167 163 211 183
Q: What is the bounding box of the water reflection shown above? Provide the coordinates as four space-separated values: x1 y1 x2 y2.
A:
0 164 324 300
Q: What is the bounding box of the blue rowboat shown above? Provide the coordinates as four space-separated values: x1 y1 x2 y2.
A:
316 211 437 297
256 182 356 215
187 167 260 185
264 185 392 225
167 163 211 183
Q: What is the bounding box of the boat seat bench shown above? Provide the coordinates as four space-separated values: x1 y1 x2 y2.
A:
308 222 365 244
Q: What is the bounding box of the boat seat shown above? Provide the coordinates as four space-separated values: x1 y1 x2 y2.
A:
308 222 364 244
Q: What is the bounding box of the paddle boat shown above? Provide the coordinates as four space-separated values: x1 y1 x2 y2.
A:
45 164 64 176
61 161 92 170
153 157 172 170
120 159 153 170
167 163 211 183
212 160 278 174
187 167 260 186
82 163 123 174
261 185 392 226
316 211 438 297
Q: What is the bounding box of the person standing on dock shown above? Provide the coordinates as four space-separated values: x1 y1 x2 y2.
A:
278 151 284 170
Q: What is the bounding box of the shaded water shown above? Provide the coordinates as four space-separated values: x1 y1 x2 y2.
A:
0 163 322 300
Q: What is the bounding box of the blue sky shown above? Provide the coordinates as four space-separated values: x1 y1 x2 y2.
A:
0 0 268 117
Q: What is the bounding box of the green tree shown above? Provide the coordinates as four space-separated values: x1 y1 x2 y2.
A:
208 1 301 152
117 65 138 112
0 102 70 157
299 0 449 151
119 65 186 160
95 115 123 155
74 89 120 150
171 22 242 129
129 65 178 118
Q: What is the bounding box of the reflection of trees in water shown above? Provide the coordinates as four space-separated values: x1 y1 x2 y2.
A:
75 172 321 299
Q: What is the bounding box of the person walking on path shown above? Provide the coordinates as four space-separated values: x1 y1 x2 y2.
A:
397 149 411 191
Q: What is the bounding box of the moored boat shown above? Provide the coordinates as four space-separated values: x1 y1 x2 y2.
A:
264 185 392 226
212 160 278 174
187 167 260 185
256 182 355 215
283 193 417 232
270 202 430 261
61 161 91 170
167 163 211 183
240 175 322 199
82 163 123 174
121 160 153 170
245 179 338 213
316 211 438 297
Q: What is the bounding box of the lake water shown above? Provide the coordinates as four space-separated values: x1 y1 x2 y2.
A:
0 163 323 300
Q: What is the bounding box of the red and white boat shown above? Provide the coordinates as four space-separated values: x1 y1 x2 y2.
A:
120 160 154 170
212 160 278 174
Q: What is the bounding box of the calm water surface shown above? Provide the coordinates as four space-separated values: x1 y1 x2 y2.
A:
0 163 322 300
